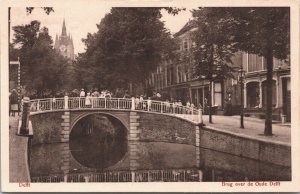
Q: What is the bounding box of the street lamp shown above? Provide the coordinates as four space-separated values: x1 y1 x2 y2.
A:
238 68 245 128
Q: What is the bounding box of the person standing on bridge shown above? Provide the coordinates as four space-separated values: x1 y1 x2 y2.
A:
92 88 100 97
80 88 86 97
85 92 92 107
79 88 86 108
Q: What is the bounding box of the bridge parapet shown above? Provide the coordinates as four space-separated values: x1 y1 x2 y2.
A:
29 97 203 124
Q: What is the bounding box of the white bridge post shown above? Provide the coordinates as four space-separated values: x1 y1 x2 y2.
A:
198 109 203 124
37 100 40 111
49 98 52 110
64 96 69 110
131 97 135 110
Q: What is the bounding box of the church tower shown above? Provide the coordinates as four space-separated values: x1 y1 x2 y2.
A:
55 19 74 60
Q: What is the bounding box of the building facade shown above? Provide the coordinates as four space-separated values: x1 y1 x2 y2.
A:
147 20 291 122
241 54 291 121
54 19 74 60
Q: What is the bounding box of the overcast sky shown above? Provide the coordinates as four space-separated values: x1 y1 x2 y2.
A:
10 7 192 55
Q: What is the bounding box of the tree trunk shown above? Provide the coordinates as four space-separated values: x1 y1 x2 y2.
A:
264 47 273 136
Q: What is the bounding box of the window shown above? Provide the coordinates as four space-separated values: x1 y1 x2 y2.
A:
248 54 263 72
183 41 188 51
214 82 222 107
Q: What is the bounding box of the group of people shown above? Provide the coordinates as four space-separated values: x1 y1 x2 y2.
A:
132 94 198 114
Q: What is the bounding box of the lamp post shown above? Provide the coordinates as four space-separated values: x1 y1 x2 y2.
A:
10 58 21 102
238 68 245 129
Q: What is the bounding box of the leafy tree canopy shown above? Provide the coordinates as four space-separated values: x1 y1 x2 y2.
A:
191 8 238 80
76 7 177 91
12 20 68 97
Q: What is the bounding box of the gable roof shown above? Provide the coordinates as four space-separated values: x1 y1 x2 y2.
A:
173 19 197 37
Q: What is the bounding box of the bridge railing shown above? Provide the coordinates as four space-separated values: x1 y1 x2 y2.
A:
29 97 203 123
31 169 202 182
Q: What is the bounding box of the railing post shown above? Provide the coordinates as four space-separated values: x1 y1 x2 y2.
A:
132 172 135 182
131 97 135 110
199 170 203 182
161 102 163 113
198 109 203 124
64 175 68 182
84 176 89 182
104 98 107 109
50 99 52 110
91 97 94 108
64 96 69 110
78 97 81 109
118 98 120 109
37 99 40 111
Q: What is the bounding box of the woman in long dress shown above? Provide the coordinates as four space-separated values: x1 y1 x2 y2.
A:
85 92 92 107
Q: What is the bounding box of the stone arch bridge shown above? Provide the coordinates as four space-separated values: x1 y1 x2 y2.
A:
28 97 202 145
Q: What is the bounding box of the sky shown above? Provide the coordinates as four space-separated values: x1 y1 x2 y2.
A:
10 7 192 55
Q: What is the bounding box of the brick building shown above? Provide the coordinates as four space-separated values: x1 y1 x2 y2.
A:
146 20 291 122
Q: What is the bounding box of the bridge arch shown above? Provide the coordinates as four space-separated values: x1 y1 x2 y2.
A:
70 111 130 134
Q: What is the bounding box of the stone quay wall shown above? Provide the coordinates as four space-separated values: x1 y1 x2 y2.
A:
30 111 65 145
199 126 291 167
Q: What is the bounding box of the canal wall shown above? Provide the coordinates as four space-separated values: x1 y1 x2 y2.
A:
199 126 291 167
137 112 197 145
30 111 64 145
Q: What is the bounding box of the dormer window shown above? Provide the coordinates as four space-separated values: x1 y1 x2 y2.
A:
183 41 188 51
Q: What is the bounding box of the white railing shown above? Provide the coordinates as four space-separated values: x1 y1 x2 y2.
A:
31 169 202 182
29 97 203 123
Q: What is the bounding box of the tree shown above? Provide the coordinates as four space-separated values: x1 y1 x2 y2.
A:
231 8 290 135
76 8 176 94
12 20 68 97
191 8 237 123
26 7 54 15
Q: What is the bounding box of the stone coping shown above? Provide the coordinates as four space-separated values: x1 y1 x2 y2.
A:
203 125 291 147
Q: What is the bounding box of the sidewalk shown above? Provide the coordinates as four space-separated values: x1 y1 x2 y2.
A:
202 115 291 144
9 116 31 182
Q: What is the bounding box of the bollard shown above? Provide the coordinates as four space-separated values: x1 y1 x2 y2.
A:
64 96 69 109
19 97 30 135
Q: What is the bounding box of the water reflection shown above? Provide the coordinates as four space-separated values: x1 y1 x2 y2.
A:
29 140 290 182
69 114 127 169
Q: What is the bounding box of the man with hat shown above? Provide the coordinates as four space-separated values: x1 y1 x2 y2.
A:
80 88 85 97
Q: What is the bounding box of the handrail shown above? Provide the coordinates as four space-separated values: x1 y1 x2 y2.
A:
28 97 203 123
31 168 202 182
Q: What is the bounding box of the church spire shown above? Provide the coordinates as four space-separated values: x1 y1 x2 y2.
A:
62 19 67 36
54 34 59 49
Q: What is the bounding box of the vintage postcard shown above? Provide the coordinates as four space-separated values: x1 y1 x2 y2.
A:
1 0 300 192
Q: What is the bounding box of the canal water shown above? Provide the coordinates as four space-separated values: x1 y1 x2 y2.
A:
29 114 291 182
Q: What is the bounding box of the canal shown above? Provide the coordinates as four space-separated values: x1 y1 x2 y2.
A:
29 114 291 182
